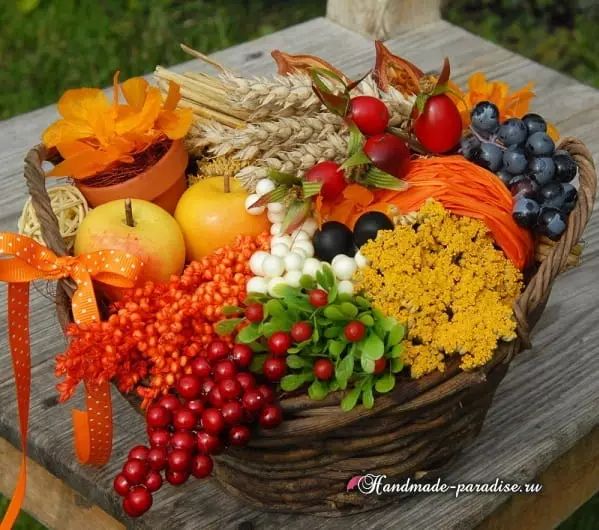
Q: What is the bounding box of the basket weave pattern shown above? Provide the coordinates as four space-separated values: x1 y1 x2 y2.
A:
23 138 596 515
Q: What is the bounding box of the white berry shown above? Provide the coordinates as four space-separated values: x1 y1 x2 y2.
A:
244 194 265 215
284 252 304 271
270 223 283 236
292 240 314 258
246 276 269 294
291 230 310 242
267 209 286 224
331 254 357 281
249 251 269 276
271 244 289 258
338 280 354 296
271 235 292 248
303 258 323 277
267 202 285 214
284 270 303 288
255 179 276 197
267 277 287 298
354 250 368 269
262 255 285 278
301 218 319 236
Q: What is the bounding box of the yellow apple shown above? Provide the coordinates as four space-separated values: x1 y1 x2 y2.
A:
175 176 270 261
74 198 186 283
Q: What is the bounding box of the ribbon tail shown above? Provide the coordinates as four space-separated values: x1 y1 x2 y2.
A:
73 380 113 465
1 283 31 530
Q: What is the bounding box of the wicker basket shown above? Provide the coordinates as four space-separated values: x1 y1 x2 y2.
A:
23 138 596 516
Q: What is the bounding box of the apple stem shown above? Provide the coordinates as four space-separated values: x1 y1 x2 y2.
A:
125 199 135 227
224 173 230 194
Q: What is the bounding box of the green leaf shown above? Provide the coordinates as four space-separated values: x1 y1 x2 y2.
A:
222 305 243 316
372 307 385 320
380 316 398 333
312 325 320 343
391 358 404 373
300 274 316 290
18 0 40 14
361 356 375 373
362 332 385 360
340 302 358 319
355 296 371 310
364 166 409 191
329 380 340 392
340 148 371 170
375 373 396 393
336 353 354 385
323 264 336 289
249 183 290 208
250 354 267 373
362 383 375 409
308 380 330 400
391 343 404 358
285 297 314 313
347 121 366 157
374 321 386 339
387 323 405 345
324 326 343 339
337 292 352 303
266 299 284 317
281 373 308 392
287 355 306 369
248 341 267 352
358 314 375 326
268 316 293 333
315 270 329 290
414 92 428 115
341 388 362 411
267 168 301 186
281 199 311 235
309 67 350 117
215 318 243 336
350 342 361 359
302 180 322 199
328 282 339 303
328 339 346 357
323 306 346 321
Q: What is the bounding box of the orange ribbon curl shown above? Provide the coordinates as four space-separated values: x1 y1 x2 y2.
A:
0 233 142 530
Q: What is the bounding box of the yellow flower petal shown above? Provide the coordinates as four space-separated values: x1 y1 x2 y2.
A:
42 119 93 148
115 86 162 136
163 81 182 112
57 88 110 123
121 77 149 111
156 108 193 139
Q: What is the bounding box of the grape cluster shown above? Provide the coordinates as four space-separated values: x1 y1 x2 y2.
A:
461 101 578 240
114 339 282 517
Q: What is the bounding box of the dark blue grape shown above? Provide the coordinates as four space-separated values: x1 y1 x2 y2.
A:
471 101 500 136
527 156 555 186
503 145 528 175
522 113 547 136
512 198 540 228
510 176 539 201
539 181 563 204
497 168 516 187
561 183 578 213
525 132 555 156
474 142 503 172
538 208 567 241
553 152 577 183
460 135 481 160
498 118 528 147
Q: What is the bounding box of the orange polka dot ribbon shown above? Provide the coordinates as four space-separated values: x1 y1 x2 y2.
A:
0 233 142 530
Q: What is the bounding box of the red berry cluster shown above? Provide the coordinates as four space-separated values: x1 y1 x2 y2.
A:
114 339 282 517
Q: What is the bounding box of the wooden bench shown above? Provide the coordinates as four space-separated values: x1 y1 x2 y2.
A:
2 1 599 528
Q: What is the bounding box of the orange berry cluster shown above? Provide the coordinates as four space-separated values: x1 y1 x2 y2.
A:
56 233 270 407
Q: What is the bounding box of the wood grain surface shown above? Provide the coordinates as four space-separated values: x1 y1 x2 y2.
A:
1 17 598 530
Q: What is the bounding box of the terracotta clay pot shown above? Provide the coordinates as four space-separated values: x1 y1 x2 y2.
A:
76 140 188 214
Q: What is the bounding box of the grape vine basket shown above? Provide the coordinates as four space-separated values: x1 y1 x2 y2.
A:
23 137 596 516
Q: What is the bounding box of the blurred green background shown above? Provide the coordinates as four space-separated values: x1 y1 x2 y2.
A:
1 0 598 528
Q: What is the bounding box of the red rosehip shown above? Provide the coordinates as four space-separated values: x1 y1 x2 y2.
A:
165 469 189 486
374 357 387 374
231 344 253 368
291 321 313 343
185 398 205 415
245 303 264 323
242 389 264 412
148 428 171 448
146 405 171 429
201 377 216 396
268 331 292 356
190 357 212 378
190 454 214 479
236 372 256 392
363 133 410 177
228 425 251 447
259 404 283 429
308 289 328 308
263 356 287 382
304 161 347 200
221 401 243 425
349 95 390 136
157 394 182 413
207 386 225 408
344 321 366 342
196 431 224 455
124 486 152 517
202 408 225 435
213 359 237 381
146 447 168 471
172 409 197 431
219 378 242 400
176 375 202 400
128 445 150 462
122 459 148 485
313 359 334 380
144 471 163 493
113 473 131 497
257 384 276 404
207 340 229 362
168 449 192 472
171 430 196 452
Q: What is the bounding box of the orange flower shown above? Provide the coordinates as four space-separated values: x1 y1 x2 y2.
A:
449 72 559 140
42 73 193 179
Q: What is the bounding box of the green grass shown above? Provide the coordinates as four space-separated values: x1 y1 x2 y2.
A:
0 496 45 530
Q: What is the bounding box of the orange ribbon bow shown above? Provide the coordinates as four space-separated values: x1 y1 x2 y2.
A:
0 233 142 530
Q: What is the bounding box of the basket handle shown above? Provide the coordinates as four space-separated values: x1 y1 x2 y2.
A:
514 137 597 346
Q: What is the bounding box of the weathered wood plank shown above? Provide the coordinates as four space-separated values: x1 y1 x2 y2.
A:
0 17 598 530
